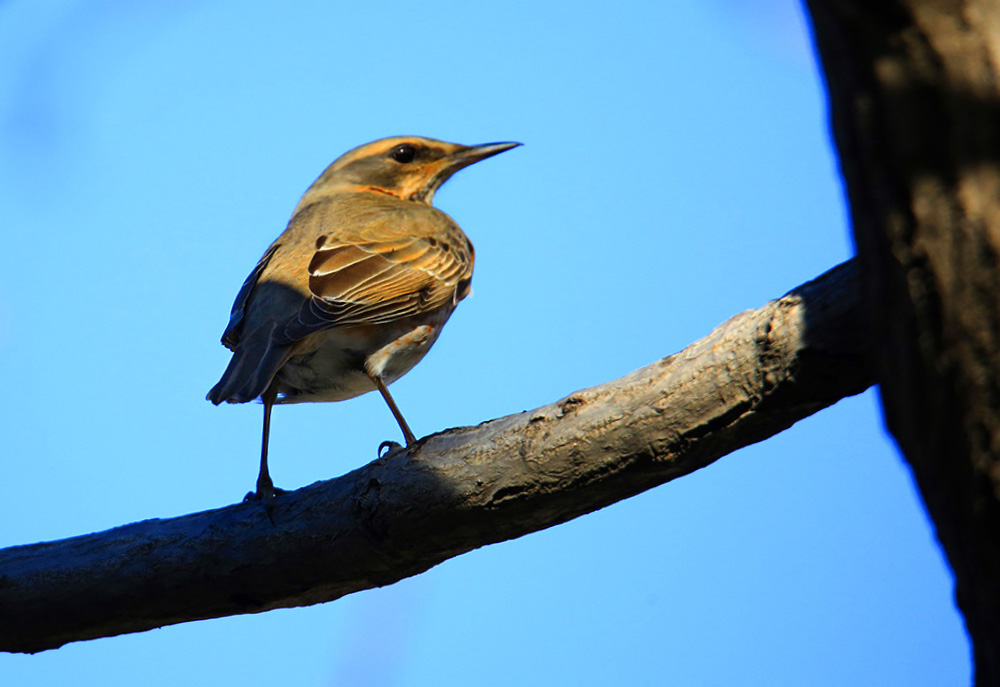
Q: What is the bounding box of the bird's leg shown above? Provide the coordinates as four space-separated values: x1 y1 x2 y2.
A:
247 383 280 507
371 375 417 446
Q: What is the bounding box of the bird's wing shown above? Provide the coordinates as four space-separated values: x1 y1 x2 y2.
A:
219 243 281 350
281 220 473 340
208 242 290 403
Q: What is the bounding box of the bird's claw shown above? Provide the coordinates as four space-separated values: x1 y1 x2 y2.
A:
243 486 286 502
244 486 286 525
378 440 404 458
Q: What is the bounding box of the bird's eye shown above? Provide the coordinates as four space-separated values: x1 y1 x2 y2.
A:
389 144 418 164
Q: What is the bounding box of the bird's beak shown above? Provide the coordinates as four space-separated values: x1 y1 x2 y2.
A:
458 141 523 164
440 141 522 177
417 141 521 203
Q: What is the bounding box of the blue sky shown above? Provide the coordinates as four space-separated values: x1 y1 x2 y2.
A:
0 1 970 685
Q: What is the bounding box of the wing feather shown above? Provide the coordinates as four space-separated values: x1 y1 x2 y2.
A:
219 243 281 350
284 224 472 338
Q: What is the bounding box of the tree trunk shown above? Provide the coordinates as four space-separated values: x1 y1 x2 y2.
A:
804 1 1000 681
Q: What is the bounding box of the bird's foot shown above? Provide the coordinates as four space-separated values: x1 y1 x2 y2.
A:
244 483 286 524
378 440 405 458
378 439 422 459
243 486 286 503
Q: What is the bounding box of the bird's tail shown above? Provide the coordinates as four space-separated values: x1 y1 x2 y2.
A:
207 325 293 404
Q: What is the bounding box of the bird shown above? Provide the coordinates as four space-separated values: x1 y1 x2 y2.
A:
207 135 520 507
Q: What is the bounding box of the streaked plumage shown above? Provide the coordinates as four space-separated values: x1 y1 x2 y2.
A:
208 136 519 506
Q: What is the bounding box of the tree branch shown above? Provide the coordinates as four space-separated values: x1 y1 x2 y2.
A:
0 260 871 654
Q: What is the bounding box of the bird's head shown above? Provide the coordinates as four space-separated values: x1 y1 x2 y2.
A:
298 136 521 208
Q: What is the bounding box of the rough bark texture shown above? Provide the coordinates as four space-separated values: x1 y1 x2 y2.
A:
804 1 1000 681
0 261 869 654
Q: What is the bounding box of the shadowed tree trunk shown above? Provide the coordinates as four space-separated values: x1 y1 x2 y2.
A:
804 1 1000 681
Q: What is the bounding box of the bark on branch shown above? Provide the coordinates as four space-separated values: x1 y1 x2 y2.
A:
0 260 871 654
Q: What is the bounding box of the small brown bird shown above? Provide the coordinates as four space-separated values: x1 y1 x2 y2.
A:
207 136 519 505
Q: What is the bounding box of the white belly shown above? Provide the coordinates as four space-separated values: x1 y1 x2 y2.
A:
273 313 450 404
